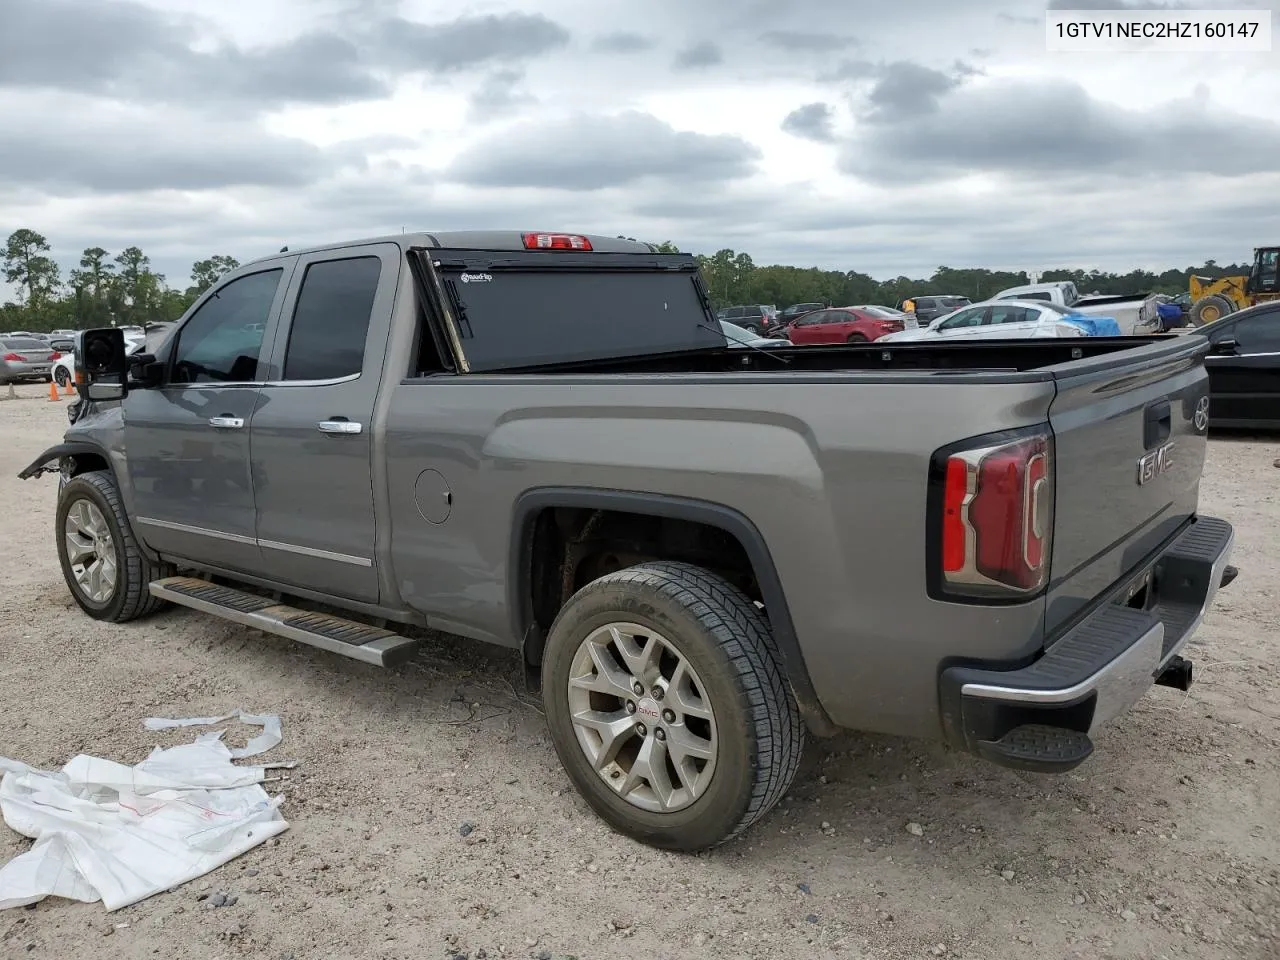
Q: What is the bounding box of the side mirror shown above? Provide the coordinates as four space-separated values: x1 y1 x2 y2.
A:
1210 337 1239 356
128 352 164 388
75 328 129 401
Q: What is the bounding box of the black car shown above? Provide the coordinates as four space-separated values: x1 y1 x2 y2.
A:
772 302 826 330
714 304 777 335
1203 301 1280 429
910 295 972 325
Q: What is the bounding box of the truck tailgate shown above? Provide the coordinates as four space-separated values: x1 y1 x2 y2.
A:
1044 335 1211 635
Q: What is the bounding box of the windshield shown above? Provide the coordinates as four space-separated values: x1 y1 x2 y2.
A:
2 338 50 351
720 321 759 341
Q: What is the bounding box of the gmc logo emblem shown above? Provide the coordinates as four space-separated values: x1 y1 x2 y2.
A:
1137 441 1175 485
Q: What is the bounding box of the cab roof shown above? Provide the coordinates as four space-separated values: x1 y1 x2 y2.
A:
244 231 661 268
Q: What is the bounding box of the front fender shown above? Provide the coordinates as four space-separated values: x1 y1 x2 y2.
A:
16 442 107 480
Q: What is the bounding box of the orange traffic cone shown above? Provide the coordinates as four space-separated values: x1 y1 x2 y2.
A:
48 380 61 402
62 378 75 397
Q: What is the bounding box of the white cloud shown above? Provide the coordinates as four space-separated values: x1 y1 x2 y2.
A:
2 0 1279 299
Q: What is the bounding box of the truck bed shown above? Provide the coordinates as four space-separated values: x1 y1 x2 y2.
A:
409 334 1194 379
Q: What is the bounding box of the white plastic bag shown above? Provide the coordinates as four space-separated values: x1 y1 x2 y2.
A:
0 716 289 911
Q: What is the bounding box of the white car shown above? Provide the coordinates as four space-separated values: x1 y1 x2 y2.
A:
878 299 1090 343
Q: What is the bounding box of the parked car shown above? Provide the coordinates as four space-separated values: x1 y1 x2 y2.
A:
846 303 917 330
771 302 826 330
1 336 61 384
992 281 1160 335
907 295 972 325
20 229 1234 853
880 300 1093 343
715 304 777 335
719 320 790 348
1202 300 1280 429
782 306 905 344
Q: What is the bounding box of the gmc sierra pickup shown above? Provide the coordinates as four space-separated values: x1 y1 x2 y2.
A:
19 231 1236 851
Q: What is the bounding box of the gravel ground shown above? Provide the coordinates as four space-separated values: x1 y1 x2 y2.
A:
1 382 1277 960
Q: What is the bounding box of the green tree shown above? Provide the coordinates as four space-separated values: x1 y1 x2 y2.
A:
113 246 169 325
189 255 240 295
68 246 116 328
3 228 62 324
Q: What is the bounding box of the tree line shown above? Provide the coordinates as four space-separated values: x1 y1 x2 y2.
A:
2 227 1252 333
683 246 1253 313
1 229 240 332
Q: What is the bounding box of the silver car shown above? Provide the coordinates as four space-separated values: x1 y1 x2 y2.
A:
1 336 61 384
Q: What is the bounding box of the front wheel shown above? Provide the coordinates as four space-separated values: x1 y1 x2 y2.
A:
542 561 804 851
56 471 171 622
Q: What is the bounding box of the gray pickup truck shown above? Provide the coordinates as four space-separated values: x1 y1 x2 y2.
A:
20 231 1237 851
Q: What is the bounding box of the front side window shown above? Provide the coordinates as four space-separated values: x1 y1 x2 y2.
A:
171 269 282 384
939 307 985 330
282 256 382 381
1226 309 1280 353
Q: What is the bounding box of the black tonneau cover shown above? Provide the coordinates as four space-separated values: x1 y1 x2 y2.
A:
413 248 726 372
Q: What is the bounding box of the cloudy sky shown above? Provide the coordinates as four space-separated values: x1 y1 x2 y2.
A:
2 0 1279 294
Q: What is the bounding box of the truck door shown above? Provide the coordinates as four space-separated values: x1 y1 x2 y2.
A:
125 263 293 573
248 244 400 604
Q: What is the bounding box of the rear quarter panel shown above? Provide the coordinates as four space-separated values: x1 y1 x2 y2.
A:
383 373 1057 739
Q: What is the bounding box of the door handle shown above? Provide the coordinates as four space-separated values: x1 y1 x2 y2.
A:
208 416 244 429
317 419 363 435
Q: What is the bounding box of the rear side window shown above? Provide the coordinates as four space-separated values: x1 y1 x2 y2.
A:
988 306 1031 325
282 256 381 381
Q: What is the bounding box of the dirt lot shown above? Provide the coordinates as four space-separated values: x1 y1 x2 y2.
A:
1 382 1277 960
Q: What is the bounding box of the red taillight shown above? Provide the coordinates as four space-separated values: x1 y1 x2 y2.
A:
522 232 592 250
942 458 969 572
3 352 25 362
936 432 1053 597
48 351 61 361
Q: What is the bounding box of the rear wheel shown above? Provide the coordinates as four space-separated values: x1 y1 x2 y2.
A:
542 561 804 851
846 332 869 343
54 367 70 387
56 471 172 622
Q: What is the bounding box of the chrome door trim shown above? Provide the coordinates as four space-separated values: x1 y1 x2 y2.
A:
137 518 372 567
258 538 373 567
136 516 257 546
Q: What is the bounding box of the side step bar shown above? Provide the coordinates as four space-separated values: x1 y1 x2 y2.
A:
148 576 421 667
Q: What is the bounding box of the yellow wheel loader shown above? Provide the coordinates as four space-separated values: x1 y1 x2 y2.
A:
1188 246 1280 326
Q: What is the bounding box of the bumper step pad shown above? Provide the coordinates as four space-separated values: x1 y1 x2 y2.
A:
149 576 420 667
977 724 1095 773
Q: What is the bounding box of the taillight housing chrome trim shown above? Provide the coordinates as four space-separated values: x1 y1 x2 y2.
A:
927 425 1056 604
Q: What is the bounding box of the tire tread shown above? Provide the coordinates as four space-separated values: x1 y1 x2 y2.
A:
577 560 804 846
65 471 171 622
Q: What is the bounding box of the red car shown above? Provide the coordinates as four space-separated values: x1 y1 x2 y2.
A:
783 306 905 344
